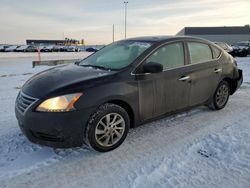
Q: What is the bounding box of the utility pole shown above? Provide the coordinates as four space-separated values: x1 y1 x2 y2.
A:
112 24 115 42
124 1 128 39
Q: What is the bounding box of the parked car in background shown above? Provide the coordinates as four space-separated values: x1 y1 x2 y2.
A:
0 45 4 52
4 45 19 52
232 41 250 57
40 45 53 52
15 36 243 152
64 46 80 52
214 42 234 56
59 46 66 52
52 45 65 52
15 45 29 52
51 45 61 52
0 45 10 52
25 45 38 52
85 47 98 52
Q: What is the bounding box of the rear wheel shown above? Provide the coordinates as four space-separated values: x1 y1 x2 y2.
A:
208 81 230 110
84 103 130 152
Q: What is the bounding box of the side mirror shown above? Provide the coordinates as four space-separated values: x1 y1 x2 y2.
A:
143 62 163 73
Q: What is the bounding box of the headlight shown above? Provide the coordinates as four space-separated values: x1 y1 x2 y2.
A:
36 93 82 112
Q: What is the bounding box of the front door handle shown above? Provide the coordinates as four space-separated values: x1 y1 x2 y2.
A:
214 68 222 73
179 76 190 81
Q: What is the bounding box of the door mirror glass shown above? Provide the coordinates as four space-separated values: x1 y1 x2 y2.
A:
143 62 163 73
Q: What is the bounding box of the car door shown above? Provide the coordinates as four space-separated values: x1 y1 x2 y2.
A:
135 42 192 121
186 41 222 106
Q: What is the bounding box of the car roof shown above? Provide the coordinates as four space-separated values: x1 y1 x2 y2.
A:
7 45 18 48
126 35 210 43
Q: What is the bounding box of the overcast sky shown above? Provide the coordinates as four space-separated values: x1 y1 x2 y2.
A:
0 0 249 45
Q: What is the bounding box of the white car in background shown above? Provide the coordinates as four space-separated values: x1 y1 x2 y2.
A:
64 46 80 52
51 45 61 52
15 45 28 52
4 45 19 52
0 45 9 52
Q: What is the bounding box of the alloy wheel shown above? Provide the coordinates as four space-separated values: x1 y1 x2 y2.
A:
95 113 125 147
216 84 229 108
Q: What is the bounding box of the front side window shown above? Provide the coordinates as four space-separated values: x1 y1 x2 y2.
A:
146 42 185 69
188 42 213 64
79 41 153 70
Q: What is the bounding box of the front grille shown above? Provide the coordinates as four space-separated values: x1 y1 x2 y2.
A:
16 92 37 113
31 131 64 142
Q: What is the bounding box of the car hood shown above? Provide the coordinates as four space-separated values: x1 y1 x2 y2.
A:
22 63 115 98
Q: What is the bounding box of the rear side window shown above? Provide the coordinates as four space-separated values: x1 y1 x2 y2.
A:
187 42 213 64
211 46 221 59
146 42 185 69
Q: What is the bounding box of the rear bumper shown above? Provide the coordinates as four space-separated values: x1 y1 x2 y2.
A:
236 69 243 90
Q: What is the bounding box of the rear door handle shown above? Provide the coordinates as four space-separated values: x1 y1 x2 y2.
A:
214 68 222 73
179 76 190 81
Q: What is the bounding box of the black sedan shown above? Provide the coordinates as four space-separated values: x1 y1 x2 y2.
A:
15 36 243 152
232 41 250 57
86 47 99 52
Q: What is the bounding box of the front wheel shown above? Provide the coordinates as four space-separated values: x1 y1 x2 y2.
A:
208 81 230 110
84 103 130 152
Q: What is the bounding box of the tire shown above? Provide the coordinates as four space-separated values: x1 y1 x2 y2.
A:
208 81 230 110
84 103 130 152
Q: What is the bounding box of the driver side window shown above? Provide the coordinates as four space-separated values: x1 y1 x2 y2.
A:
146 42 185 70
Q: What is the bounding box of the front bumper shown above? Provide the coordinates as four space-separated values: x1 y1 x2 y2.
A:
15 98 96 148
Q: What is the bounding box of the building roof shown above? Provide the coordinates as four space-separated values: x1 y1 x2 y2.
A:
127 35 206 42
178 26 250 35
26 39 66 43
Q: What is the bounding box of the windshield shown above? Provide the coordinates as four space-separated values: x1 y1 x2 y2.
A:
79 40 153 70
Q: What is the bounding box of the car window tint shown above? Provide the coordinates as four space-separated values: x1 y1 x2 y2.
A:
211 46 221 59
146 42 185 69
188 42 213 64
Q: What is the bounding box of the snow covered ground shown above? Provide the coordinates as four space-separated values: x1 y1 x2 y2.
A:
0 54 250 188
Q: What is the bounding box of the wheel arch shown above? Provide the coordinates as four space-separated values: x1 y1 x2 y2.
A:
222 77 238 95
107 99 135 128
